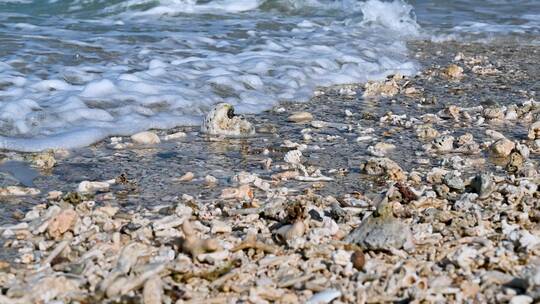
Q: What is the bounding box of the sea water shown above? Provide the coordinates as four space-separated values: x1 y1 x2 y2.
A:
0 0 538 151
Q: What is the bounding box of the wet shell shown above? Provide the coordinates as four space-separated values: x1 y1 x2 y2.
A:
284 149 303 165
201 103 255 136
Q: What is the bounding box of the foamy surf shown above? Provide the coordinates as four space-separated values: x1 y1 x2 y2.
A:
1 0 538 152
0 0 421 152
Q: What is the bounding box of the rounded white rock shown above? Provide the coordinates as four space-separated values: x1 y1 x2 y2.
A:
131 131 161 145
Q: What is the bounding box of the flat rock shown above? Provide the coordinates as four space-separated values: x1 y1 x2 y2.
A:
345 205 412 251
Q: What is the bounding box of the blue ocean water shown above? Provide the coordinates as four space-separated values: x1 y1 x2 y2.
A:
0 0 538 151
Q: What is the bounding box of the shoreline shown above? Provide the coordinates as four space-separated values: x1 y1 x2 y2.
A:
0 40 539 303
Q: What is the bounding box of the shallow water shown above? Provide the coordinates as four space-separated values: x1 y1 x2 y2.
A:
0 0 539 151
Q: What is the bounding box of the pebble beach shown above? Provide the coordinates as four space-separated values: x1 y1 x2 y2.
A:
0 40 539 303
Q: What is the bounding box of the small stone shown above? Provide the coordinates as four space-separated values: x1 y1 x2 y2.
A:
509 295 533 304
196 250 229 264
47 190 63 200
431 135 454 152
48 209 78 239
131 131 161 144
491 138 515 157
307 289 342 304
220 184 253 201
460 281 480 298
367 142 395 157
363 157 405 181
506 151 524 172
527 121 540 140
444 172 465 191
205 175 218 186
332 250 351 266
0 260 9 271
351 250 365 270
345 203 412 251
415 125 439 140
77 181 110 194
470 173 495 199
211 220 232 234
443 64 464 79
363 78 399 98
457 133 474 145
143 275 163 304
31 151 56 169
483 107 504 120
178 172 194 182
288 112 313 123
20 253 34 264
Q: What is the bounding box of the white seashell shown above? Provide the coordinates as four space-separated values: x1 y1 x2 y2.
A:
274 221 305 244
306 289 342 304
284 149 302 165
201 103 255 136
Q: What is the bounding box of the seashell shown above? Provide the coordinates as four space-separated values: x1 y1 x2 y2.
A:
306 289 342 304
274 221 305 244
201 103 255 136
284 149 303 165
131 131 161 144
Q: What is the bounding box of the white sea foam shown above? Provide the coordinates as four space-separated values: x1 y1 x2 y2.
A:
0 0 416 151
3 0 538 152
